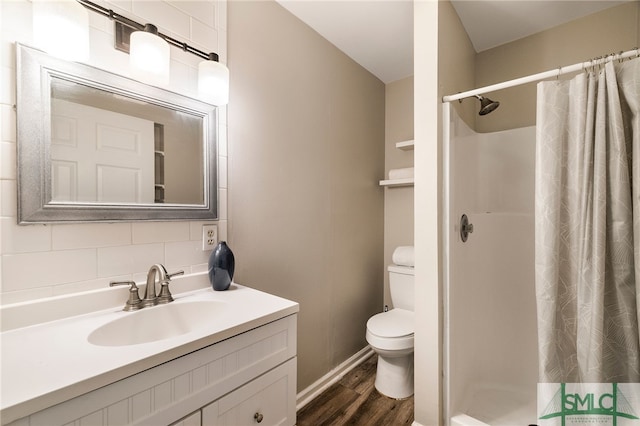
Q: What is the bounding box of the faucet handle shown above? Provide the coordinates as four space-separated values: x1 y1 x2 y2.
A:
167 270 184 279
110 280 143 311
157 269 184 304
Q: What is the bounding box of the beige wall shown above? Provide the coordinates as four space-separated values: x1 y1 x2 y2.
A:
475 1 640 133
438 1 476 129
227 0 385 392
383 77 414 306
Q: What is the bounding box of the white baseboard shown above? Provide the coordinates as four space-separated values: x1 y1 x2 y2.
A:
296 345 375 411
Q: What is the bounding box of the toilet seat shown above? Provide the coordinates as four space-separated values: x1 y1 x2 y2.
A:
367 309 413 337
366 309 414 351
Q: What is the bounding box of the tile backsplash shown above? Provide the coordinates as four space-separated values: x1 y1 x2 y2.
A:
0 0 227 304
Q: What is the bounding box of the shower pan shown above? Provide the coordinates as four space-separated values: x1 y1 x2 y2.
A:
443 103 538 426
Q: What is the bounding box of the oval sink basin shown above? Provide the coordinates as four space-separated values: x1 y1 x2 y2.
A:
88 301 228 346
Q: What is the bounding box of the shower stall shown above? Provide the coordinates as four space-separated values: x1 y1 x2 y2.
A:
443 103 538 425
441 48 640 426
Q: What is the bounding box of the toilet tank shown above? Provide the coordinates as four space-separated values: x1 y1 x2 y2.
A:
388 265 415 311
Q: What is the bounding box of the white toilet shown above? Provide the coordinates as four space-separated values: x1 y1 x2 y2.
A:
366 264 415 399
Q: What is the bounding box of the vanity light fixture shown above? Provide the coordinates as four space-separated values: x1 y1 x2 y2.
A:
32 0 90 61
75 0 230 105
129 23 170 86
198 53 230 106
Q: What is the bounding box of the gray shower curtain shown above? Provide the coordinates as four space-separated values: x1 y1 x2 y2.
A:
535 57 640 383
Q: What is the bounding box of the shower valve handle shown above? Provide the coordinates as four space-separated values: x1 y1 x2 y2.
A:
460 214 474 242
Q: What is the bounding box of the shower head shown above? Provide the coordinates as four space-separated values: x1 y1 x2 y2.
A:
474 95 500 115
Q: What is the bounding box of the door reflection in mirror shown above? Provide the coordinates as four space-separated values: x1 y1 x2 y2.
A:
50 77 204 205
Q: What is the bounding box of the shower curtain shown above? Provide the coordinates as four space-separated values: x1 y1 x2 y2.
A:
535 57 640 383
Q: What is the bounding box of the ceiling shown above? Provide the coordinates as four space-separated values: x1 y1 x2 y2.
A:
275 0 631 84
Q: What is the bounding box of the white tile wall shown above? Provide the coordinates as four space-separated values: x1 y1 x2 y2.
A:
51 223 132 250
132 222 190 244
1 105 15 142
191 18 219 48
0 0 228 304
132 2 191 39
0 218 51 253
98 243 165 277
165 240 210 269
3 249 97 291
0 181 17 217
0 141 16 179
170 1 216 28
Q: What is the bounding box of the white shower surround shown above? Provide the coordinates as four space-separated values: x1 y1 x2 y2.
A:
443 104 538 425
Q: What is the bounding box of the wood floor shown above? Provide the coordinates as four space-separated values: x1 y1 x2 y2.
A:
296 355 414 426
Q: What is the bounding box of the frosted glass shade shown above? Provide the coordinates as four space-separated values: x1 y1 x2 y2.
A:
129 30 170 86
198 60 230 106
32 0 90 61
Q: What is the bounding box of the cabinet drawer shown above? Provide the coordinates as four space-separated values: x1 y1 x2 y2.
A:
170 411 201 426
203 358 296 426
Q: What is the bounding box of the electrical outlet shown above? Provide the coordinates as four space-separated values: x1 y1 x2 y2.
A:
202 224 218 251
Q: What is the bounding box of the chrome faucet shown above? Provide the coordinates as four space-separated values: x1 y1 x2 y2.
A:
142 264 164 307
142 264 184 307
110 264 184 311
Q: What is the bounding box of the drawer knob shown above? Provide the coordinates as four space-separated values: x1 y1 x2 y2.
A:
254 412 264 423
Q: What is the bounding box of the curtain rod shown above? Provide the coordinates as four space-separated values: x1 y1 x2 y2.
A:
442 48 639 103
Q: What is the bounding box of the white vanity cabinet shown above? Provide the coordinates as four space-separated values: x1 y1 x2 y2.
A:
172 358 296 426
201 359 296 425
7 315 297 426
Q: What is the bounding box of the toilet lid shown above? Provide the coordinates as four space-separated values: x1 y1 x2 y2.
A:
367 309 414 338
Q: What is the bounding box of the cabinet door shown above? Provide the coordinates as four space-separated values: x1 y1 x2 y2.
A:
202 359 296 426
170 410 201 426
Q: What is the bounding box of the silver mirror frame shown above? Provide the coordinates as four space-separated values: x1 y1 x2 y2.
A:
16 43 218 223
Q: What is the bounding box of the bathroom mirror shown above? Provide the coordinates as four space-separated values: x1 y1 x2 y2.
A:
16 43 217 223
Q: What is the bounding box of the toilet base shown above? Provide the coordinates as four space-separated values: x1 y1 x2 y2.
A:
374 352 414 399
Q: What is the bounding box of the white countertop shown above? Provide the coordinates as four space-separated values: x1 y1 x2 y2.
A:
0 275 298 424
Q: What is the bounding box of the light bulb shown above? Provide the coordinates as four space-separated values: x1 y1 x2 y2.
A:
198 57 229 106
32 0 90 61
129 24 170 86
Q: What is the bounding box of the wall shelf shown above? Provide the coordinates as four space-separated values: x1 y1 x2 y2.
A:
395 140 414 151
380 139 415 188
379 178 414 187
